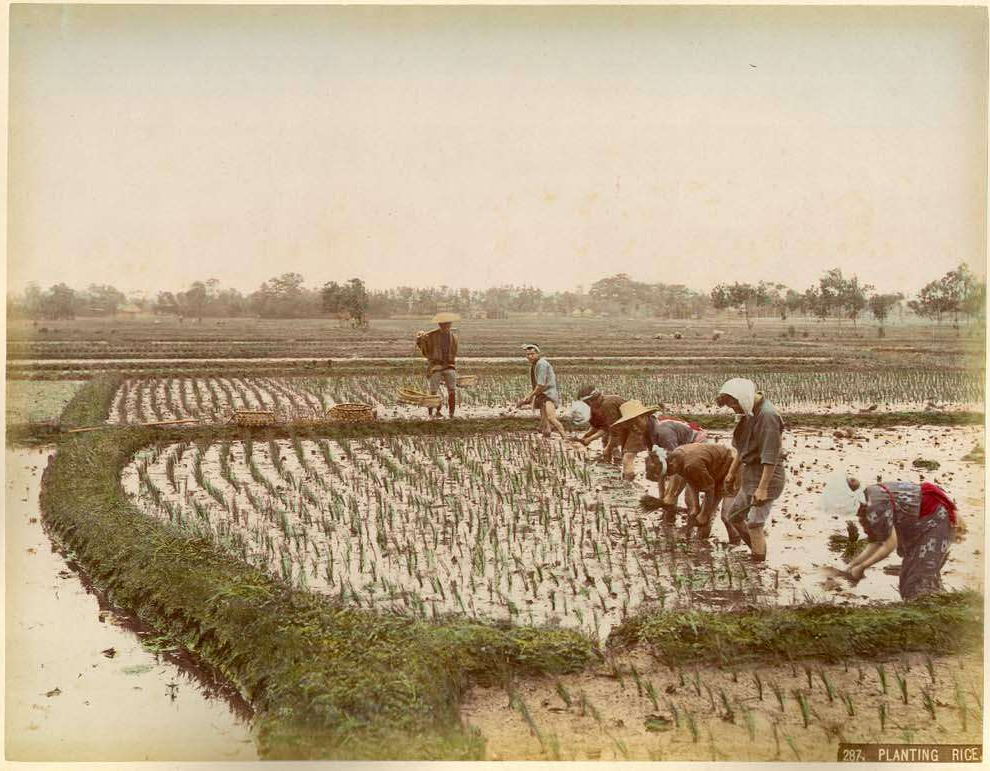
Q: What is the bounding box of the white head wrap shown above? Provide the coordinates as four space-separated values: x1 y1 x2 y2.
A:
717 378 757 417
820 469 864 516
651 445 668 476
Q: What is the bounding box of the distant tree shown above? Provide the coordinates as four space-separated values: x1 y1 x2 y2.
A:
839 275 873 325
710 282 769 330
868 292 903 337
961 273 986 323
179 281 209 321
784 288 806 318
23 282 42 319
40 283 77 319
344 278 369 327
322 278 369 327
154 291 180 315
86 284 127 316
909 271 958 327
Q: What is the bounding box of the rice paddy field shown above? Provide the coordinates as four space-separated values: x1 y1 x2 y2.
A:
7 315 986 761
121 426 984 643
102 369 984 426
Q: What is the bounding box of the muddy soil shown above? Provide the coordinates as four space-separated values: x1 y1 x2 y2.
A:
5 447 257 761
462 649 984 761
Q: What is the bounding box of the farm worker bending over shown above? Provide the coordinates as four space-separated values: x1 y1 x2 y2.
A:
415 312 459 419
574 385 626 461
648 417 709 513
824 473 959 600
516 344 567 439
611 402 707 506
660 443 738 538
716 378 786 563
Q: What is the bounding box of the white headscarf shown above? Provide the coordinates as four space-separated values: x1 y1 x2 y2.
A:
718 378 757 417
651 445 668 476
820 469 864 516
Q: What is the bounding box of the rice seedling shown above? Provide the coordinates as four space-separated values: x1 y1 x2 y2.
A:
894 671 908 704
685 710 699 743
783 732 800 760
840 691 855 717
770 680 786 712
554 679 572 708
752 670 764 701
876 664 888 694
954 677 968 731
818 670 835 703
922 688 936 720
794 689 811 728
878 702 887 732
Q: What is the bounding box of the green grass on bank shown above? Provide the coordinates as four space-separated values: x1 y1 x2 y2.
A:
608 591 984 665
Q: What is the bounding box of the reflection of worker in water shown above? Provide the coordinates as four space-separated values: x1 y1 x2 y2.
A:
826 474 959 600
416 312 460 419
574 385 626 461
716 378 786 563
659 443 738 537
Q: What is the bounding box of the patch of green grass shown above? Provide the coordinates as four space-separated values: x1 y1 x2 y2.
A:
5 379 86 424
40 427 598 759
608 592 983 665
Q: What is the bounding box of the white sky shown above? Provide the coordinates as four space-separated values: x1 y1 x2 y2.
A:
7 5 988 297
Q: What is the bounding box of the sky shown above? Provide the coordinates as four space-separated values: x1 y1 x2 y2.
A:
7 5 988 298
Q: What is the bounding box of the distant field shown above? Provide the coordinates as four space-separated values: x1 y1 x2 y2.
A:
5 380 85 424
6 316 984 367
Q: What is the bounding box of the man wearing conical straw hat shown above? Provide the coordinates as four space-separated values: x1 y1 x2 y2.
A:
415 312 460 418
612 400 708 516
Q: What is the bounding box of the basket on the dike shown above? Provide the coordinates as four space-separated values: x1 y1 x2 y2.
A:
327 402 377 422
228 409 278 427
397 388 442 409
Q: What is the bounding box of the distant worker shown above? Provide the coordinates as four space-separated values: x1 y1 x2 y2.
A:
824 473 959 600
716 378 786 563
415 312 460 419
516 344 567 439
574 385 626 461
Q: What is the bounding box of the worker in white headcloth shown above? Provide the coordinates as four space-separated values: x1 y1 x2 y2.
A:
716 378 787 562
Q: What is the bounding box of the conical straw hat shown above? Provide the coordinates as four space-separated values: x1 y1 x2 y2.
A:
432 312 461 324
612 399 661 426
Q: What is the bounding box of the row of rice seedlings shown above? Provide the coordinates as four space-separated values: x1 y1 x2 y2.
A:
123 433 774 635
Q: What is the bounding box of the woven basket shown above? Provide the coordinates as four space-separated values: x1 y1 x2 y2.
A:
455 374 478 387
230 409 277 427
327 402 376 422
397 388 443 408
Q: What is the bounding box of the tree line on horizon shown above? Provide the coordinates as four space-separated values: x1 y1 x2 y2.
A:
7 264 984 331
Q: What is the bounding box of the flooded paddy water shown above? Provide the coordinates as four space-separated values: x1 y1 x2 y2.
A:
121 425 983 641
5 447 256 761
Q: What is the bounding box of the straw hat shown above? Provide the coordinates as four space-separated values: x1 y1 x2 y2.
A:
432 312 461 324
612 399 661 426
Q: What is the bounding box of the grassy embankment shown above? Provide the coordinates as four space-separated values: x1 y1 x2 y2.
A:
27 377 986 758
608 591 983 664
